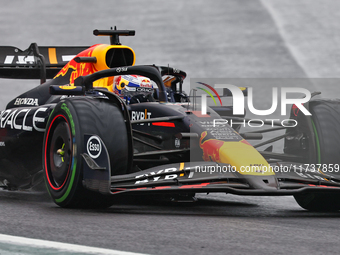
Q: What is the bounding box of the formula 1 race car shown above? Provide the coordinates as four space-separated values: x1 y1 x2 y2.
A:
1 29 340 211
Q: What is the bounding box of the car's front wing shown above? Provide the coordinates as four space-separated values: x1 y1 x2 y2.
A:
81 143 340 196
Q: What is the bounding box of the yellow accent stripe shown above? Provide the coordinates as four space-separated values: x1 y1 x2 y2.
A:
48 48 58 64
318 169 328 180
318 169 326 175
179 162 184 171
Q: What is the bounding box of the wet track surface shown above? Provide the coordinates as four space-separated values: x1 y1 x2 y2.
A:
1 0 340 254
1 191 340 255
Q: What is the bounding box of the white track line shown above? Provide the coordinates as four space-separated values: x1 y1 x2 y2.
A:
0 234 148 255
260 0 312 78
260 0 340 78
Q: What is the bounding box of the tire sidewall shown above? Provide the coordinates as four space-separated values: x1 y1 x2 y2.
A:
294 99 340 211
43 99 82 207
310 99 340 165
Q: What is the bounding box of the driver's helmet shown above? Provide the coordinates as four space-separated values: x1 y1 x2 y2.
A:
114 75 154 104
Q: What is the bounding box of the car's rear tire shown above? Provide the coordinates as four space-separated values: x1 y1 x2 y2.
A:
43 97 130 208
294 99 340 211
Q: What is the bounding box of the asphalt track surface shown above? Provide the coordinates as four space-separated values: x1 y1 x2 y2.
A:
1 1 340 254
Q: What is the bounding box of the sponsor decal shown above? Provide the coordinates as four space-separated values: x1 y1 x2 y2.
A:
131 110 152 120
14 98 39 106
140 78 152 88
86 135 102 159
0 107 48 132
136 87 153 93
4 55 35 64
4 55 75 65
175 138 181 148
134 167 194 184
116 67 128 73
62 55 76 62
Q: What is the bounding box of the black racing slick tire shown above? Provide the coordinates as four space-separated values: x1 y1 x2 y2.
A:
43 97 129 208
294 99 340 212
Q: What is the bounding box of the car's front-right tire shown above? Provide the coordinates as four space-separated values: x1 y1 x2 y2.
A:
294 99 340 211
43 97 130 208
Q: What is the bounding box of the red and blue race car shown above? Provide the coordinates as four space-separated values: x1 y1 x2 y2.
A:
1 28 340 211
